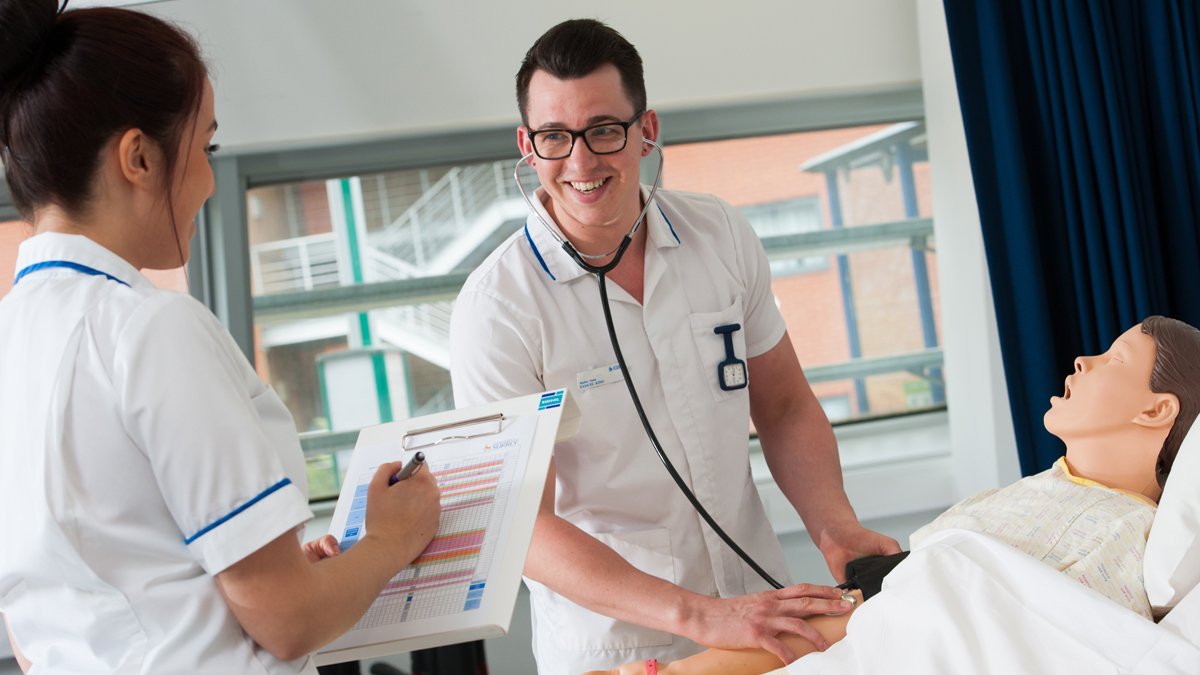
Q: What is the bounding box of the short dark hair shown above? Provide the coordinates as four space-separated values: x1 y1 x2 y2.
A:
515 19 646 126
1141 315 1200 488
0 0 207 220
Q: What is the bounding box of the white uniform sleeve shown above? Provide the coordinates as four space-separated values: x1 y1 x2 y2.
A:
113 294 312 575
449 287 545 408
718 197 787 358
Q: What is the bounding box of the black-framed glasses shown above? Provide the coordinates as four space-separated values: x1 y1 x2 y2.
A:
527 111 645 160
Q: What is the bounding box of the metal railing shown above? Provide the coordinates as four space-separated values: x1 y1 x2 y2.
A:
248 167 948 434
251 232 341 295
368 160 534 267
250 159 540 298
365 245 454 367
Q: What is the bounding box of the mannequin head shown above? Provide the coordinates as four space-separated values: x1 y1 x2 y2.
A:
1044 316 1200 501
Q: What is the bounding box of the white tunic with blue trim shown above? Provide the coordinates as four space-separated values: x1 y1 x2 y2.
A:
0 233 316 674
450 186 792 674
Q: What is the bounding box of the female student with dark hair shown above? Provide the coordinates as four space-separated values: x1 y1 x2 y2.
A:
0 2 440 672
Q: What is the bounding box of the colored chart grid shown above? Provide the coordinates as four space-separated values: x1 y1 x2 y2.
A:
346 453 514 628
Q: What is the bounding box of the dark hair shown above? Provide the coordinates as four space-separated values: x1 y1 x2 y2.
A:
515 18 646 126
1141 315 1200 488
0 0 207 220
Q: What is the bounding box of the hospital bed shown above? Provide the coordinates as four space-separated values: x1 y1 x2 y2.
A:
784 426 1200 674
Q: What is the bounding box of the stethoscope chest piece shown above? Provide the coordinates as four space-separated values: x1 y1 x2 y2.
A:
714 323 748 391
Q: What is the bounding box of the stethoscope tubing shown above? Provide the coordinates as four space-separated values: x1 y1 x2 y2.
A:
596 273 785 590
515 140 785 589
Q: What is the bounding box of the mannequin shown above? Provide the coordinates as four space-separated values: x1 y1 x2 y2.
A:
594 316 1200 675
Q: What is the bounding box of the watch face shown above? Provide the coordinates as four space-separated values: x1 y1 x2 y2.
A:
721 361 747 390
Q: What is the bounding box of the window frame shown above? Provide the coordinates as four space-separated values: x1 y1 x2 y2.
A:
0 173 19 222
194 85 956 516
198 85 928 356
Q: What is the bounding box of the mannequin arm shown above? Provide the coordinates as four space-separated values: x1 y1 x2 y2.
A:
593 591 860 675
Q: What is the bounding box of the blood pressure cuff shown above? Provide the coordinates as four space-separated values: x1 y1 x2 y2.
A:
838 551 910 600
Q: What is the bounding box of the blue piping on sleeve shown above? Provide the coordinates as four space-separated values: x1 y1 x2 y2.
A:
183 478 293 545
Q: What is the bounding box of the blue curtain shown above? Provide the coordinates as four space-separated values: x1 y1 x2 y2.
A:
943 0 1200 475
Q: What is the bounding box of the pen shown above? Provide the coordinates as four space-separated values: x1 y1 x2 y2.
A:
388 451 425 485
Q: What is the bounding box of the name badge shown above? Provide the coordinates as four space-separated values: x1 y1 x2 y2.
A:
577 363 624 391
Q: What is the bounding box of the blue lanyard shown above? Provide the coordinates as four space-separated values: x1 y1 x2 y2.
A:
13 260 130 287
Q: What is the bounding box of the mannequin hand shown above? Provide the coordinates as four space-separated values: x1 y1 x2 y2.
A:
815 522 901 584
682 584 852 663
302 534 342 563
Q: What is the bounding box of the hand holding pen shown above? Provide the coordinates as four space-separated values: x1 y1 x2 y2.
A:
388 451 426 485
365 451 440 564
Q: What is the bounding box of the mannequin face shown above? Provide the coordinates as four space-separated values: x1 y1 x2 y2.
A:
1045 325 1159 438
1045 323 1177 499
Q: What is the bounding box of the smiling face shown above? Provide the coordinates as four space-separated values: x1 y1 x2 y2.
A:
516 64 658 251
1045 323 1179 499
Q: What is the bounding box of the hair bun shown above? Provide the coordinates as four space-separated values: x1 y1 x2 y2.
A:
0 0 62 89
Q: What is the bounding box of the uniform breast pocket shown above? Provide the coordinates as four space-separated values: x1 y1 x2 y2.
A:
689 299 750 403
541 527 677 651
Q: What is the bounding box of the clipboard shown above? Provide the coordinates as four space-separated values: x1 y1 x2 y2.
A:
316 389 579 665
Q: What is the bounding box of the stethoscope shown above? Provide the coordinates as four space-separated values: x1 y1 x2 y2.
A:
514 138 785 590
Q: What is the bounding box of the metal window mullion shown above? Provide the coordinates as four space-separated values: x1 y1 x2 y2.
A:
202 155 255 364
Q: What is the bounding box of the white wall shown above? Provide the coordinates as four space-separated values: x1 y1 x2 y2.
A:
148 0 922 152
915 0 1020 494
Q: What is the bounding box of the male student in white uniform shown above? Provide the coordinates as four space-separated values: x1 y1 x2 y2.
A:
449 18 900 675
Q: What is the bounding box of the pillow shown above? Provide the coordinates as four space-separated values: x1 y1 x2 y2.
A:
1145 421 1200 613
1160 580 1200 649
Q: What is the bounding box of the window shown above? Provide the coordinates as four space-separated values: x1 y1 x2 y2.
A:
739 199 828 276
191 89 938 502
237 118 943 500
662 122 943 425
245 162 534 497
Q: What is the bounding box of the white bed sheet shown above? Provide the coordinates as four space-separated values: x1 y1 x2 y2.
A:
786 529 1200 674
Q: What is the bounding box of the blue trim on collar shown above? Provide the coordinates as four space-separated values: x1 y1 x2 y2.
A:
524 224 557 281
658 205 681 244
13 260 130 287
183 478 293 545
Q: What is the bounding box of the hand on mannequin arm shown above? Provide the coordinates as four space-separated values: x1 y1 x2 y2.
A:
215 461 440 661
526 459 853 664
3 614 30 674
588 590 863 675
749 333 901 583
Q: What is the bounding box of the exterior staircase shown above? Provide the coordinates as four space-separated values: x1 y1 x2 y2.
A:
250 159 541 369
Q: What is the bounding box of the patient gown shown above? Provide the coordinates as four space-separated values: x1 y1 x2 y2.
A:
910 457 1155 618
